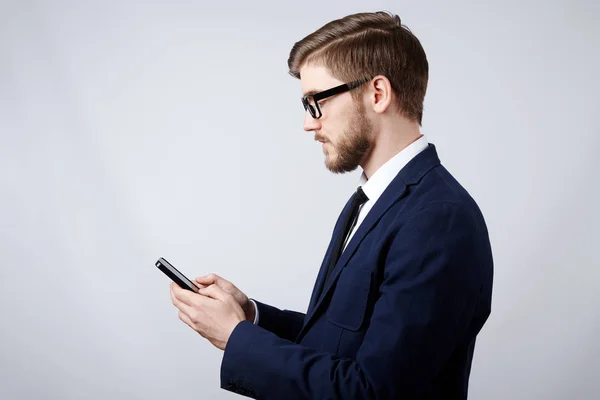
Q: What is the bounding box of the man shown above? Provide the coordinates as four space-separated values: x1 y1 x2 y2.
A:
170 11 493 399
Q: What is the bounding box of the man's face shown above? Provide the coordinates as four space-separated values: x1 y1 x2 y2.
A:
300 65 373 174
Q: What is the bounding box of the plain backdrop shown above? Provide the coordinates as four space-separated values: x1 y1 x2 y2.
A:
1 0 599 399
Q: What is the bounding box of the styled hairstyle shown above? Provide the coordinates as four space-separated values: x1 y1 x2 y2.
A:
288 11 429 125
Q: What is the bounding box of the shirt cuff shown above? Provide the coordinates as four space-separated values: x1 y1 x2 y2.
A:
248 298 259 325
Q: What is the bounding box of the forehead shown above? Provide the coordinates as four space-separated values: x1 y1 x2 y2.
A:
300 64 344 96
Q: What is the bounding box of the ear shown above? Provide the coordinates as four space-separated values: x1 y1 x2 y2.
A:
368 75 394 115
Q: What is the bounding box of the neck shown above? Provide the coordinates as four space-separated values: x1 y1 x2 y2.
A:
361 118 422 179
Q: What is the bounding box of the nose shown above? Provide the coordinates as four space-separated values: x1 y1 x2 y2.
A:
303 110 321 132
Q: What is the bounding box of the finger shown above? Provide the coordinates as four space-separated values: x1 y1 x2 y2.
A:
196 274 238 295
171 286 210 324
171 286 191 311
171 282 203 308
173 296 196 324
170 283 179 304
172 292 212 327
195 273 223 286
198 283 229 302
193 281 208 290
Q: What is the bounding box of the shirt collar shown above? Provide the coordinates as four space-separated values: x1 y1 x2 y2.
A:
358 135 429 203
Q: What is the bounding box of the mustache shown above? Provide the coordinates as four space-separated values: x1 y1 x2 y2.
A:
314 134 328 142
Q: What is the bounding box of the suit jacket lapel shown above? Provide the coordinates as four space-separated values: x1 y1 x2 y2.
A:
297 183 408 340
296 144 441 342
306 196 355 313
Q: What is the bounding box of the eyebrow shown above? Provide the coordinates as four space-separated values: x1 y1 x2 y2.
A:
302 89 321 97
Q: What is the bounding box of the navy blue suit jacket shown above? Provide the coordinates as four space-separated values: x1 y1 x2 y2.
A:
221 144 493 399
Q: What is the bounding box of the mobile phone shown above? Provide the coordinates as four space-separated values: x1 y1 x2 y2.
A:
155 257 199 292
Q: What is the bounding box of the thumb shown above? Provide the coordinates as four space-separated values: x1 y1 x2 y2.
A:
195 273 219 285
198 284 227 302
193 281 208 290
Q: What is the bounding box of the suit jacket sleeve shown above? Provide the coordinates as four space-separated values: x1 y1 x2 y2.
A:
221 202 486 399
251 300 305 342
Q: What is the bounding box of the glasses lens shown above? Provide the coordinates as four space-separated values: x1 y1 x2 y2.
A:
303 97 319 118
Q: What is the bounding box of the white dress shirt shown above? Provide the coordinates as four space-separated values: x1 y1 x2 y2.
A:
342 134 429 251
251 135 429 325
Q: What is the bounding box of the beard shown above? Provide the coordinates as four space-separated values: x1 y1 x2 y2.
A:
323 101 373 174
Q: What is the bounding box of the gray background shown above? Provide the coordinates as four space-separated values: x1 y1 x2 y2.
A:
1 0 599 399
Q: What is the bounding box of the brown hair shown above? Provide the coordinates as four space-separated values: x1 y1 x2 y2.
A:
288 11 428 125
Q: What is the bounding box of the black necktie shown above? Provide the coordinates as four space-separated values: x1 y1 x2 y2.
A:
323 186 369 285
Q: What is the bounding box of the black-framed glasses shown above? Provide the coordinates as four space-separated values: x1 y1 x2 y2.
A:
301 77 370 119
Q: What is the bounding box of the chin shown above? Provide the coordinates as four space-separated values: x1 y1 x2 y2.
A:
325 159 357 174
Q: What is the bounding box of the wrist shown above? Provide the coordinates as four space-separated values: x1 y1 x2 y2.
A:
244 299 256 323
